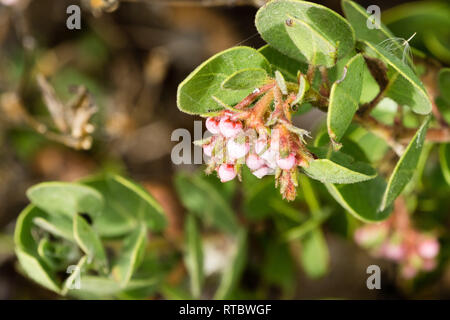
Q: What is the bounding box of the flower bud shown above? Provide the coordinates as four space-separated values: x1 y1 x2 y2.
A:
227 138 249 160
276 153 296 170
219 117 243 138
401 264 417 279
260 149 278 169
270 128 281 151
255 136 268 155
383 243 405 261
218 164 236 182
203 143 213 157
252 166 273 179
206 117 220 134
246 154 265 171
417 238 439 259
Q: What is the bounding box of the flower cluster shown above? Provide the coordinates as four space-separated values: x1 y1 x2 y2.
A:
354 200 440 279
196 80 314 200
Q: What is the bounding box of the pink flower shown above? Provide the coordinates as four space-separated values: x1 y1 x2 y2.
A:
219 117 243 138
255 135 268 155
417 238 440 259
246 154 265 171
260 149 278 169
227 138 249 160
422 259 437 271
276 153 296 170
270 129 281 151
206 117 220 134
218 164 236 182
203 143 213 157
383 243 405 261
252 166 273 179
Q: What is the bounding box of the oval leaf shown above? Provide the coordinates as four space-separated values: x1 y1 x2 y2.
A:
177 46 271 115
256 0 355 67
303 147 377 184
27 182 104 219
327 53 364 143
361 41 432 115
73 213 108 273
112 224 147 287
380 116 430 210
221 68 268 90
82 174 167 236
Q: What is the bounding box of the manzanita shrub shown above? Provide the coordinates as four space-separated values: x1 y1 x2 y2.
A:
13 0 450 298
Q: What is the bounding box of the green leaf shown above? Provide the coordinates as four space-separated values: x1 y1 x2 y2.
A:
184 215 204 298
221 68 268 90
326 176 392 222
27 182 104 219
361 41 432 115
439 143 450 185
82 174 167 236
303 146 377 184
214 230 247 299
16 248 61 293
381 117 430 210
341 0 396 45
33 214 74 242
258 44 308 82
300 230 329 279
14 205 61 293
327 53 364 143
73 213 108 273
439 68 450 103
112 224 147 287
174 172 239 233
255 0 355 67
177 46 271 115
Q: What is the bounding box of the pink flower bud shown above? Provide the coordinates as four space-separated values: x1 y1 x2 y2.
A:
246 154 265 171
383 243 405 261
401 265 417 279
255 136 268 155
418 238 439 259
203 143 213 157
252 166 273 179
206 117 220 134
219 117 243 138
260 149 278 169
218 164 236 182
276 153 296 170
227 138 249 160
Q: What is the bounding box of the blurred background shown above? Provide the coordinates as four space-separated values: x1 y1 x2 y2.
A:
0 0 450 299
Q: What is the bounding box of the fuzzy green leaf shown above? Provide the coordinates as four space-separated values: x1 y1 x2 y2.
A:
82 174 167 236
300 230 329 279
177 46 271 115
255 0 355 67
27 182 104 219
112 224 147 287
258 44 308 82
303 146 377 184
361 41 432 115
73 213 108 274
327 53 364 143
380 117 430 210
